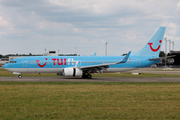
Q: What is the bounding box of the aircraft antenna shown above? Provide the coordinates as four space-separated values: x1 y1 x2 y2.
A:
105 42 108 56
169 39 171 52
172 41 175 51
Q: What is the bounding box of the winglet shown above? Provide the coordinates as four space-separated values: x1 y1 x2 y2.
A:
118 51 131 63
93 52 96 56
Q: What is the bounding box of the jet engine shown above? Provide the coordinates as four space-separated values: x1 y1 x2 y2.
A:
61 68 83 77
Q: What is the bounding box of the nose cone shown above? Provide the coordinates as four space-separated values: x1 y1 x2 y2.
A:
2 64 8 69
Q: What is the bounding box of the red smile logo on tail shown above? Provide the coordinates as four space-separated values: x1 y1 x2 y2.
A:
148 40 162 52
36 58 47 67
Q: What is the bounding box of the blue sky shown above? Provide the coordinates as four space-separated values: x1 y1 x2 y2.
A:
0 0 180 55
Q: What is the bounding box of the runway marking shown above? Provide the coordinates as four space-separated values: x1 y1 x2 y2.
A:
13 79 40 81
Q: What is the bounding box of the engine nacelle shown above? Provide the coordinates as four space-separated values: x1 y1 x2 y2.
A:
62 68 83 77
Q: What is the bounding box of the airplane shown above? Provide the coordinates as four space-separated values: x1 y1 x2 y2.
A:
3 27 172 79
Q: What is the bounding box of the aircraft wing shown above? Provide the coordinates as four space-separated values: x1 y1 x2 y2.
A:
149 55 176 61
79 51 131 70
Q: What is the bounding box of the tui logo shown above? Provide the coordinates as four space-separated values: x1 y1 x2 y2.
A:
36 58 48 67
36 58 66 67
148 40 162 52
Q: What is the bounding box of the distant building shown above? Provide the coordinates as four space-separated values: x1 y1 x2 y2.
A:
43 51 78 56
0 56 24 65
58 54 78 56
155 51 180 68
168 51 180 66
9 56 23 61
43 51 59 56
0 58 9 65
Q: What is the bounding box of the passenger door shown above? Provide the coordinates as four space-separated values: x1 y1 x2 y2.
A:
23 58 27 67
136 59 140 67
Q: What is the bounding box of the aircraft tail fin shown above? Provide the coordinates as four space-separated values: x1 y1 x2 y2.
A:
131 27 166 57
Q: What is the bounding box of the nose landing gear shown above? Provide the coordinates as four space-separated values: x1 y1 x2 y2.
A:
18 75 22 79
13 72 22 79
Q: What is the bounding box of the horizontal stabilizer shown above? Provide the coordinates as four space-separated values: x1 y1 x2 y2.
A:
149 55 176 61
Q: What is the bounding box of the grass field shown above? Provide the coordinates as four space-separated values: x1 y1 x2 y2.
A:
1 67 180 119
1 68 180 78
0 82 180 119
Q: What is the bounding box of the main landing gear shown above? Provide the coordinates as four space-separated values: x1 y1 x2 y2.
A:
82 73 92 79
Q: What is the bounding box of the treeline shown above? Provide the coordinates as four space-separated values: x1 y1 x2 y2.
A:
0 53 43 58
1 51 166 58
159 51 165 57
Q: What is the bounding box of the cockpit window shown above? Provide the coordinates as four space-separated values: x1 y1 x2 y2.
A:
10 61 17 63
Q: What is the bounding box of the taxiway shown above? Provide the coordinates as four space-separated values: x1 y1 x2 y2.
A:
0 77 180 82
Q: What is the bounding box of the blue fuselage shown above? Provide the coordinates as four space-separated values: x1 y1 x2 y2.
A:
3 55 160 73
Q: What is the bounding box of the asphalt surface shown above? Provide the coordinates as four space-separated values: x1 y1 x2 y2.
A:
1 77 180 82
1 68 180 82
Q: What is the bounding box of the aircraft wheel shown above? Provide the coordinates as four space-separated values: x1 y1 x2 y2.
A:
18 75 22 79
87 74 92 79
82 75 86 78
82 73 87 78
